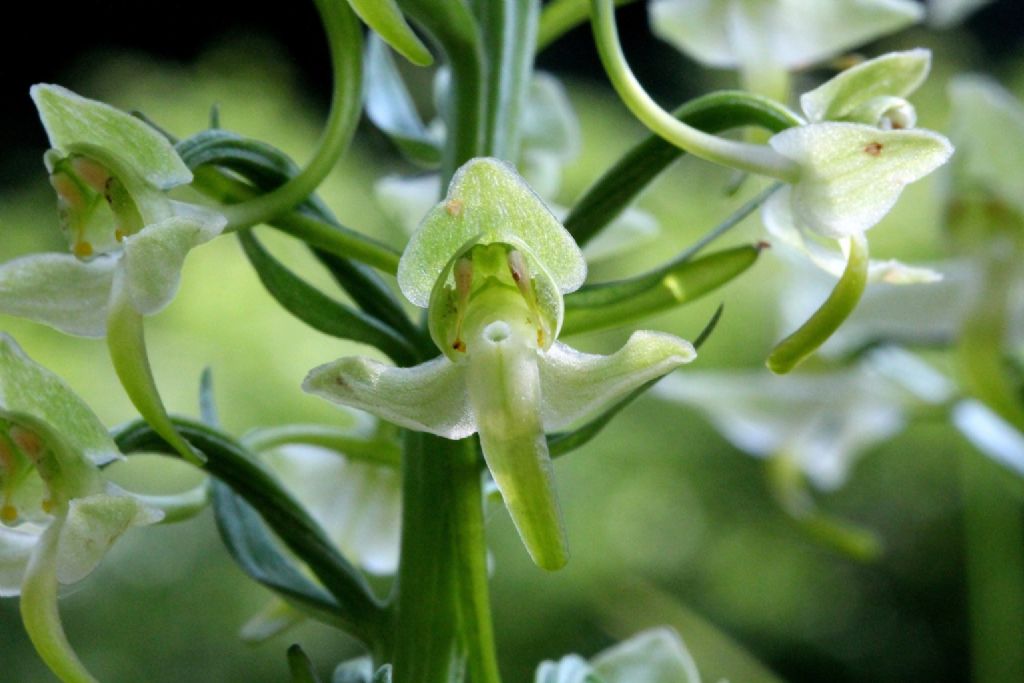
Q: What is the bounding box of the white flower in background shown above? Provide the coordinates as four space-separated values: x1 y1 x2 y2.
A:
0 334 161 682
373 71 659 263
649 0 923 100
0 85 225 338
536 628 703 683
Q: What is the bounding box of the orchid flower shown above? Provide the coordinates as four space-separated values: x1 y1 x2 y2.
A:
649 0 923 101
372 68 658 263
305 158 696 570
591 0 953 371
0 85 226 465
0 334 161 683
536 628 703 683
928 0 995 27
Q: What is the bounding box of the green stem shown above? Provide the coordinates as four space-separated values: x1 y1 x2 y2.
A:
134 482 210 524
398 0 486 186
191 167 402 274
536 0 637 51
451 439 503 683
106 276 203 466
589 0 799 181
220 0 362 230
961 449 1024 683
472 0 539 160
20 516 100 683
389 431 463 681
766 232 869 374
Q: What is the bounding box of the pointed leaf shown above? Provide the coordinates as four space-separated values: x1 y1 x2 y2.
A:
0 253 116 338
238 231 416 365
31 84 191 190
539 332 695 431
288 644 323 683
364 37 441 166
770 122 953 238
303 355 474 439
349 0 433 66
398 158 586 307
801 49 931 123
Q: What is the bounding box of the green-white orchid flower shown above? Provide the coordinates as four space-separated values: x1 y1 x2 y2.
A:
649 0 923 101
536 628 703 683
372 69 659 263
0 85 226 466
0 85 225 337
306 158 696 570
0 334 161 683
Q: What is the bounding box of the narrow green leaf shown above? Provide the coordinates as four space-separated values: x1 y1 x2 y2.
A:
564 91 801 247
548 306 723 458
212 482 349 628
113 418 385 643
562 245 759 336
238 230 417 366
287 644 323 683
364 36 441 167
349 0 433 66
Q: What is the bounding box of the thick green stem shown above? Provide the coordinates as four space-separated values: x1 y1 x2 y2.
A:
956 237 1024 683
220 0 362 230
451 439 503 683
589 0 799 181
398 0 486 187
389 431 463 681
961 450 1024 683
472 0 539 160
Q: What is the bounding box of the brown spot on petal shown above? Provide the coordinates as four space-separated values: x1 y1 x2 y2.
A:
10 426 42 457
74 241 94 258
445 199 463 217
452 339 466 353
864 142 883 156
1 504 16 524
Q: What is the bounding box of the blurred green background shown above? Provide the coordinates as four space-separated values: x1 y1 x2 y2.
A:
2 2 1024 681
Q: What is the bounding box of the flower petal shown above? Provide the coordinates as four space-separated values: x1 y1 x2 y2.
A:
55 489 162 585
534 654 598 683
0 524 40 596
539 332 696 431
592 628 702 683
521 73 581 163
0 252 116 338
0 335 120 467
763 187 943 284
374 173 441 235
650 0 922 71
303 355 475 439
398 158 586 307
580 208 660 263
800 49 931 123
770 122 953 238
31 84 192 190
120 204 226 316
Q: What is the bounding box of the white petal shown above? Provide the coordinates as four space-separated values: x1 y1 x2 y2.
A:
267 445 401 575
0 252 116 337
928 0 994 27
55 490 162 585
649 0 734 68
120 204 226 316
953 400 1024 477
770 122 953 238
539 331 696 431
0 524 42 596
303 355 475 439
592 628 702 683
